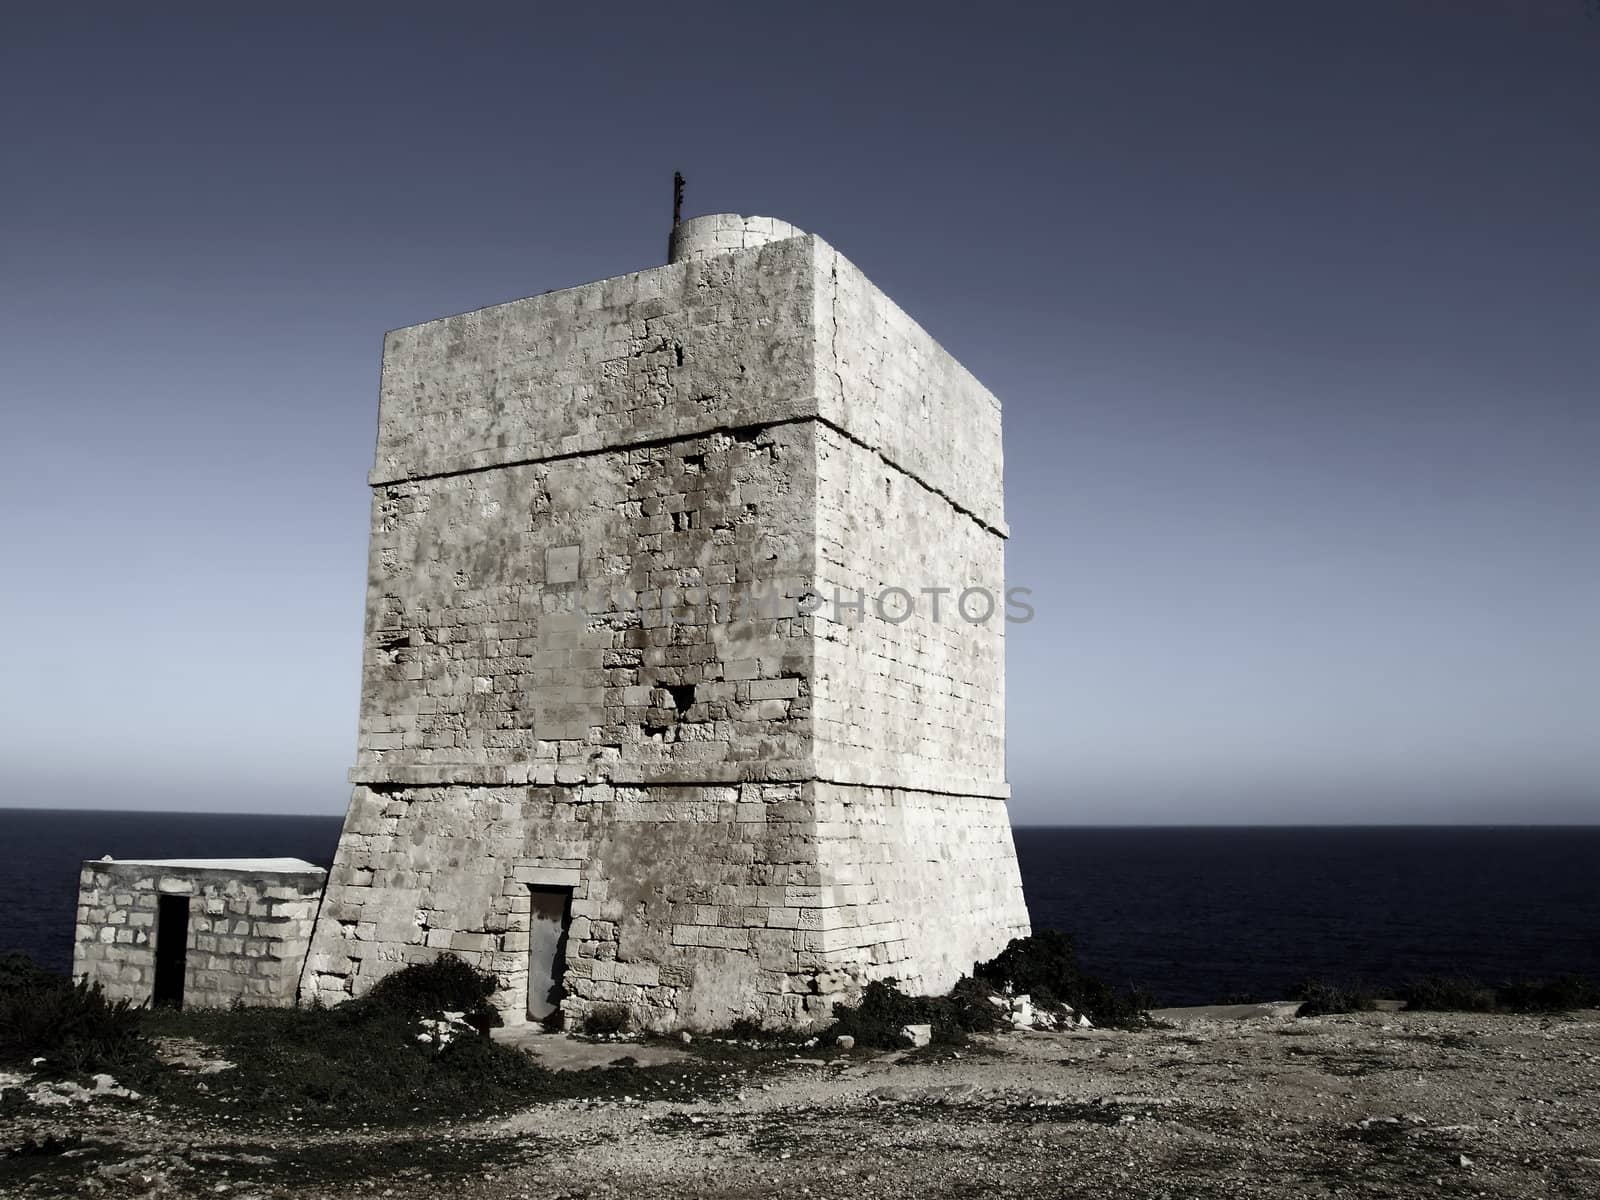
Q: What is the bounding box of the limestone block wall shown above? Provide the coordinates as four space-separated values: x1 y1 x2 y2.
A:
802 237 1026 992
811 240 1006 535
72 860 325 1008
354 422 818 789
809 783 1030 993
305 781 863 1030
303 777 1026 1029
811 423 1006 796
371 236 816 487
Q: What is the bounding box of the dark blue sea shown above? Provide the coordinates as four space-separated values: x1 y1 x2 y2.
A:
3 810 1597 1005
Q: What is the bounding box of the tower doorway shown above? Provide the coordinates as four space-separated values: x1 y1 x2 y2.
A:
527 885 573 1026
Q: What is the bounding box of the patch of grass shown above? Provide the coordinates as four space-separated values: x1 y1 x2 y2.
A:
142 957 748 1125
143 956 634 1125
0 953 152 1078
974 930 1154 1028
146 999 548 1125
1292 979 1379 1017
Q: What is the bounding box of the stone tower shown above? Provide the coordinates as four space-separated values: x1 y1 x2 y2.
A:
301 212 1030 1030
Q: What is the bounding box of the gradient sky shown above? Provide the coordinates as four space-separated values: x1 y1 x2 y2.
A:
2 2 1596 822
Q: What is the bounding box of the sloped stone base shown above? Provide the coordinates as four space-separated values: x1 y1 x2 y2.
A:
300 780 1029 1030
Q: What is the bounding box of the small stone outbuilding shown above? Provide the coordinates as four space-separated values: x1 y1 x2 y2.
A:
72 858 325 1009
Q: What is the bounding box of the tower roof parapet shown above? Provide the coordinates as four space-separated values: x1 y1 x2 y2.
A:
668 212 806 263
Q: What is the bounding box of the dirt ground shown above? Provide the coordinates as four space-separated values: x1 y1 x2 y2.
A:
5 1007 1599 1199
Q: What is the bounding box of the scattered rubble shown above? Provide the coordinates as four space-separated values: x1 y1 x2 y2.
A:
415 1011 478 1047
987 990 1094 1031
898 1023 932 1048
21 1074 141 1108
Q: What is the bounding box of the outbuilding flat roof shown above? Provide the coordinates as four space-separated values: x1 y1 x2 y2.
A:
86 857 325 873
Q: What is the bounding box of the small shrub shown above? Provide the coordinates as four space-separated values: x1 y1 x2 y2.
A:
1292 979 1378 1017
1494 976 1600 1013
825 977 1007 1049
942 975 1010 1036
1292 974 1600 1016
353 953 503 1036
0 954 149 1076
361 955 500 1022
1398 975 1600 1014
580 1004 631 1037
974 931 1152 1028
0 953 60 993
828 933 1155 1047
828 979 935 1048
1399 976 1497 1013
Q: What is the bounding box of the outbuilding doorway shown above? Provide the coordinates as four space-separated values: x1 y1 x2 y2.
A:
153 894 190 1008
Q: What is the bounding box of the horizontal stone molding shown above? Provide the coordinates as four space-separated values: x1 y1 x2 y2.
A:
345 765 1009 800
